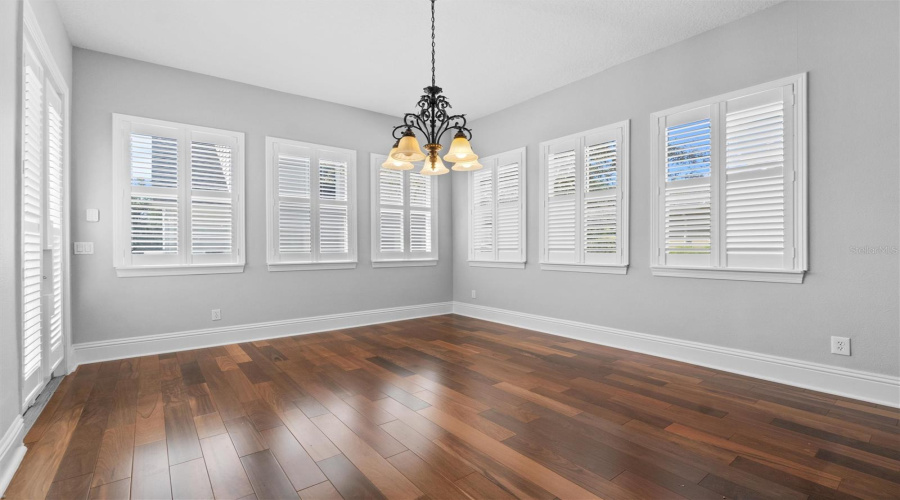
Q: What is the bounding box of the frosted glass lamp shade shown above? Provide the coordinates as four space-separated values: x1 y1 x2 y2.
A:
393 131 426 162
382 147 414 170
443 131 477 163
451 159 483 171
420 156 449 175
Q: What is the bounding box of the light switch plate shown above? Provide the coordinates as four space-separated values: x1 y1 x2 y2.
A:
74 242 94 255
86 208 99 222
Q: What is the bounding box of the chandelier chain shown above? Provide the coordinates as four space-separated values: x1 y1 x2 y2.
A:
431 0 436 87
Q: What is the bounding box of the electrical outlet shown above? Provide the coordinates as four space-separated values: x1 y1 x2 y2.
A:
211 309 221 321
831 336 850 356
471 290 477 299
74 242 94 254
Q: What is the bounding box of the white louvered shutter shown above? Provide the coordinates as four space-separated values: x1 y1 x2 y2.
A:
723 86 793 270
583 132 619 265
545 140 578 263
471 168 494 259
127 123 181 266
409 172 433 255
21 51 44 400
496 159 522 261
660 107 715 267
45 89 64 371
318 151 351 260
275 143 313 261
190 131 237 262
377 168 404 256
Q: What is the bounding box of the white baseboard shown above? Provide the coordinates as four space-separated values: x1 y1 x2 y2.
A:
452 302 900 408
0 415 26 497
73 302 453 367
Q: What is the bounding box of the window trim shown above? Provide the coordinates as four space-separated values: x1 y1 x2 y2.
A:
649 74 808 283
266 137 358 271
467 147 527 268
111 114 246 278
538 120 630 274
369 153 439 267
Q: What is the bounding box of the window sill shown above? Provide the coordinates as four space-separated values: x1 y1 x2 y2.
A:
116 263 245 277
268 261 358 272
540 263 628 274
651 266 805 283
469 261 526 269
372 259 438 268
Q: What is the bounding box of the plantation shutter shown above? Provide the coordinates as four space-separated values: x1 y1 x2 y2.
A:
318 150 350 260
545 139 578 263
723 86 794 270
377 168 404 256
582 131 620 265
471 168 494 259
190 131 238 263
660 106 715 267
21 51 44 399
496 160 521 261
45 89 64 370
409 172 434 256
127 122 181 266
274 143 313 262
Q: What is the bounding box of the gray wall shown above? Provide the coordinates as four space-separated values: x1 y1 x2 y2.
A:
452 0 900 377
71 49 453 344
1 0 72 465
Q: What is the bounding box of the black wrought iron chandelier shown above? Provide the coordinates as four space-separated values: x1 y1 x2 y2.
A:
382 0 481 175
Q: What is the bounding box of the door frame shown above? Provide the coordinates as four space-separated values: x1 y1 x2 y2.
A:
20 0 72 412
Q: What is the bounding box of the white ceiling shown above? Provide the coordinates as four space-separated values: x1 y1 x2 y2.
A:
55 0 781 119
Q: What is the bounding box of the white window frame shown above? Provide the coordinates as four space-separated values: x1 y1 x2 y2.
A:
649 74 808 283
370 154 439 267
266 137 358 271
467 147 526 268
539 121 630 274
112 114 246 277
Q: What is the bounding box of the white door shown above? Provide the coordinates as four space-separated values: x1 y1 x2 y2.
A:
43 84 65 377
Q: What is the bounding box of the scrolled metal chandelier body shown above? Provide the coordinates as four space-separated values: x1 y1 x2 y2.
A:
383 0 481 175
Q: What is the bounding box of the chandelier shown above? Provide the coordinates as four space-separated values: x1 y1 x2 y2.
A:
382 0 481 175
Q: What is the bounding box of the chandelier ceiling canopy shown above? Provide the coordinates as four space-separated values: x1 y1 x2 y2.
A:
383 0 481 175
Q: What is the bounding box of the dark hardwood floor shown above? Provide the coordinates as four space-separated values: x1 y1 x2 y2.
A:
5 314 899 499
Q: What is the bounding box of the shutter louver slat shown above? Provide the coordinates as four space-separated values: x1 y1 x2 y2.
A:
278 201 311 253
47 98 64 352
547 150 576 255
584 140 618 257
191 141 233 192
319 159 348 201
278 155 311 198
496 162 520 253
379 209 404 253
725 99 785 263
665 119 711 255
379 169 404 206
472 169 493 253
131 134 178 189
409 211 432 253
585 141 617 192
22 63 43 380
319 205 349 254
131 195 179 254
409 172 431 208
584 196 617 254
191 198 233 254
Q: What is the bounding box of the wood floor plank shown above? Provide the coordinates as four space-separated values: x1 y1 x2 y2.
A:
224 415 268 457
298 480 343 500
260 425 328 491
241 450 301 500
387 450 469 500
90 424 134 487
311 413 421 500
131 439 172 500
200 433 255 500
164 401 202 465
88 477 131 500
170 457 215 500
316 454 387 500
194 411 228 439
45 472 93 500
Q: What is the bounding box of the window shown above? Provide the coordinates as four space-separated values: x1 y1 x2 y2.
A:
539 121 629 273
267 137 357 270
112 115 245 277
371 154 438 266
468 147 526 268
650 74 807 283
